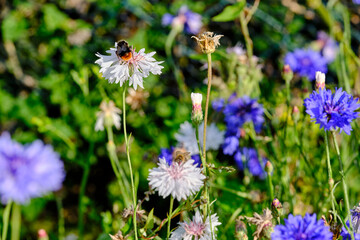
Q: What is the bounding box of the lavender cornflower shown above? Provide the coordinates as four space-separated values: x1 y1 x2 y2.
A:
159 147 202 167
0 132 65 204
95 42 163 90
272 213 333 240
284 48 327 81
354 0 360 4
148 157 205 201
212 98 225 112
317 31 338 63
162 6 202 34
304 88 360 135
170 210 221 240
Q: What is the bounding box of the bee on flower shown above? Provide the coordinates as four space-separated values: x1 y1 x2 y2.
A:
95 40 163 90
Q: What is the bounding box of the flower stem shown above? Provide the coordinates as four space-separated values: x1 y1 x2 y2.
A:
56 196 65 240
324 131 337 221
202 53 212 163
166 196 174 240
331 131 354 240
267 172 274 202
11 203 20 240
1 200 12 240
122 86 138 240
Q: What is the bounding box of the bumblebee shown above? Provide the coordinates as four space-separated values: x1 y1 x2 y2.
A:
116 40 132 61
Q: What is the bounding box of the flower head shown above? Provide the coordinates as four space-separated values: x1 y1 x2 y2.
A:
174 121 224 155
317 31 338 63
304 88 360 135
272 213 333 240
245 208 273 240
148 157 205 201
284 48 328 81
95 41 163 90
160 147 202 167
0 132 65 204
170 210 221 240
95 100 121 131
162 6 202 34
125 88 149 110
234 148 267 178
192 32 223 54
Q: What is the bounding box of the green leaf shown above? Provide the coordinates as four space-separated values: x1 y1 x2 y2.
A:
43 4 69 31
212 1 246 22
143 208 154 230
2 11 28 41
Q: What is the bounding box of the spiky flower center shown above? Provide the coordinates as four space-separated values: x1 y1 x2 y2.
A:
184 221 206 237
166 164 184 179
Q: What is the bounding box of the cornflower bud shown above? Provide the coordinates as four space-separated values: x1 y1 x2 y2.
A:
292 106 300 122
265 161 273 174
282 64 293 83
271 198 283 219
315 71 326 90
38 229 49 240
192 32 223 54
191 92 203 125
235 217 248 240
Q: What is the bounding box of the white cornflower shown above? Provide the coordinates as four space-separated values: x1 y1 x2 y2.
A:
315 71 326 90
95 42 163 90
174 121 224 155
170 210 221 240
95 100 121 131
148 157 205 201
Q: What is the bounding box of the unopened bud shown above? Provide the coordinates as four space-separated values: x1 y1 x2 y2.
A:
235 217 248 240
271 198 283 219
265 161 273 173
282 64 293 83
191 92 203 125
292 106 300 122
38 229 49 240
329 178 334 189
315 71 326 90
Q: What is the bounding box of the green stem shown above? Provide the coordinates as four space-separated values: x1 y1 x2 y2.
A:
166 196 174 240
78 159 90 240
10 203 20 240
331 131 354 240
2 201 12 240
239 11 253 69
267 172 274 202
324 131 337 220
122 86 138 240
202 53 212 163
56 196 65 240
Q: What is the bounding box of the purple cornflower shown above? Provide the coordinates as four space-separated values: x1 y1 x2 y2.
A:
317 31 338 63
159 147 201 167
162 6 202 34
284 49 328 81
272 213 333 240
304 88 360 135
223 95 264 135
354 0 360 4
234 147 267 178
0 132 65 204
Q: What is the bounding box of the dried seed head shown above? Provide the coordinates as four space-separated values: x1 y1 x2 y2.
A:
245 209 274 240
109 231 126 240
192 32 223 54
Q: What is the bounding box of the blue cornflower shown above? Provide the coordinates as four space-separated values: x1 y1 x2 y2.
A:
354 0 360 4
159 147 201 167
284 49 328 81
162 6 202 34
212 98 225 112
234 148 267 178
341 221 360 240
304 88 360 135
223 95 264 135
272 213 333 240
0 132 65 204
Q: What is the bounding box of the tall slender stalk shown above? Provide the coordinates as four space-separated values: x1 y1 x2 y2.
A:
122 86 138 240
324 131 337 220
331 131 354 240
202 53 212 164
2 201 12 240
56 196 65 240
10 203 20 240
166 196 174 240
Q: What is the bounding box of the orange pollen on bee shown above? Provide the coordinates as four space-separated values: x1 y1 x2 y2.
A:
120 52 132 61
